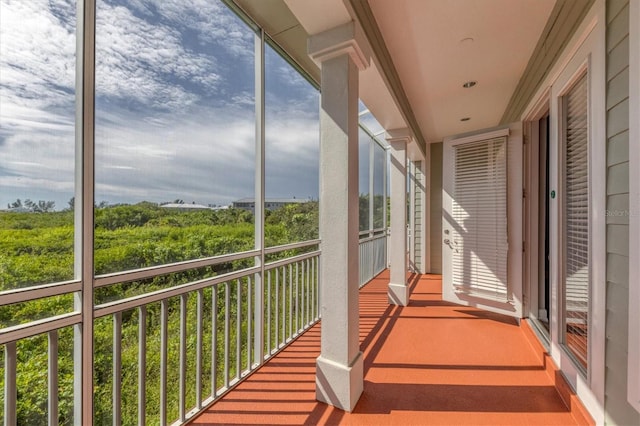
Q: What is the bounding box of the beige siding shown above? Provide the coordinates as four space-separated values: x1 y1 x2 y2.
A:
414 161 423 272
429 143 442 274
605 0 640 424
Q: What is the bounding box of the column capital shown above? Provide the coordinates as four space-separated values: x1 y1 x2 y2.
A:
308 22 371 71
386 127 413 146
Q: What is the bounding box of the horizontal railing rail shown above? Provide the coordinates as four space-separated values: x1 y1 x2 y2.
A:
93 266 262 319
0 312 81 346
0 280 81 307
95 249 261 288
264 239 320 255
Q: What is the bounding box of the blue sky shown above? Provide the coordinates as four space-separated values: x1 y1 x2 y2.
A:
0 0 320 210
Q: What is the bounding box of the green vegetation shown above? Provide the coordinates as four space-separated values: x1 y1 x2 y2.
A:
0 201 318 425
359 194 387 231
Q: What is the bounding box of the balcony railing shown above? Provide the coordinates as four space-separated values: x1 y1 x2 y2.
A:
1 233 387 425
359 229 388 287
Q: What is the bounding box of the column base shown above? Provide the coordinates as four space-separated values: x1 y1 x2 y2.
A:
316 352 363 412
388 282 409 306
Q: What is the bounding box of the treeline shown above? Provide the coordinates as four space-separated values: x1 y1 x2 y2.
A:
6 199 56 213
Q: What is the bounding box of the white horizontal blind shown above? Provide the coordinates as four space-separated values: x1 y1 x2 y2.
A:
452 137 508 301
563 72 589 370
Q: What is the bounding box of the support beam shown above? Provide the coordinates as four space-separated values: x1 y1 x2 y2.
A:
387 129 410 306
308 22 370 412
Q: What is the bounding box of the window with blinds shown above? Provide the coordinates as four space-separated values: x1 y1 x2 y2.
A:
562 72 589 370
452 137 508 302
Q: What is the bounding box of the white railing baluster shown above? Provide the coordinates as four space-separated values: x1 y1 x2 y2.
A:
316 256 320 319
313 259 320 320
224 282 230 388
246 277 252 371
311 258 316 320
4 341 17 426
196 290 203 409
295 262 299 333
275 268 279 348
281 266 286 346
308 259 313 322
160 300 168 426
301 260 306 329
236 279 241 380
288 264 293 340
138 306 147 426
179 294 187 422
48 330 59 426
294 262 298 333
308 259 312 327
113 312 122 426
211 286 218 398
305 259 310 326
266 272 271 355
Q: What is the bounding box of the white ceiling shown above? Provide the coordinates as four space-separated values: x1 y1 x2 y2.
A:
368 0 555 142
285 0 555 145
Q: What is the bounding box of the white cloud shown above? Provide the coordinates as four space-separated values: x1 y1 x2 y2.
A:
94 105 257 205
0 0 320 209
135 0 254 58
94 2 220 109
0 0 76 135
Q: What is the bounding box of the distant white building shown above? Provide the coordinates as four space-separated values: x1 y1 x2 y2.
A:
4 206 31 213
160 203 213 211
232 197 308 214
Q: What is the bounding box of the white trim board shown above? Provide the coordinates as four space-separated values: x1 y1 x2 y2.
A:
628 0 640 413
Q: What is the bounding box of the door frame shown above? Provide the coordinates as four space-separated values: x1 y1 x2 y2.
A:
522 91 551 343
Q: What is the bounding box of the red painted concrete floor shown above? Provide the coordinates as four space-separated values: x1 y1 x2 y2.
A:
191 271 588 425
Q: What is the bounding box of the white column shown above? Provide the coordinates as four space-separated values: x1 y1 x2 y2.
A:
308 22 370 412
387 129 410 305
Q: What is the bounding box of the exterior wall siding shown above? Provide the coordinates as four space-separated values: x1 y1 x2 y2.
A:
605 0 640 424
414 160 423 272
429 143 443 274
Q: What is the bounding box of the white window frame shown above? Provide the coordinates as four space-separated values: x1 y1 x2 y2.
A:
558 69 590 372
521 0 606 422
628 0 640 413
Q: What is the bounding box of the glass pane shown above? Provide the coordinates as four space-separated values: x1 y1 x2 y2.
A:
94 0 256 275
359 128 370 232
0 0 76 290
373 142 386 229
264 43 319 248
359 111 385 136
